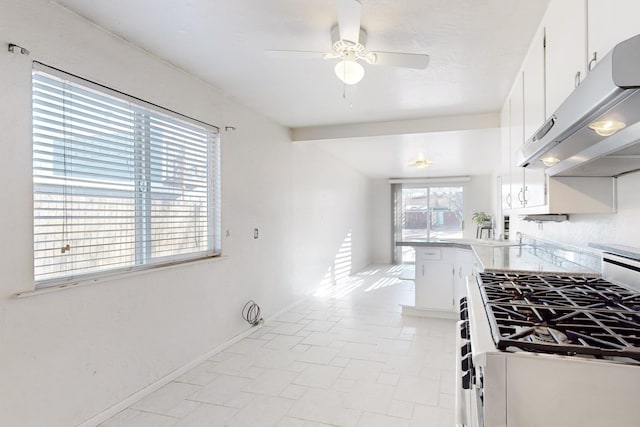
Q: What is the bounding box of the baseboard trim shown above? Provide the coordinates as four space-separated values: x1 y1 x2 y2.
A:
78 295 309 427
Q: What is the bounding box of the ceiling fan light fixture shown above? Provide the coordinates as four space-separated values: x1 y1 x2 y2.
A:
335 59 365 85
408 155 432 169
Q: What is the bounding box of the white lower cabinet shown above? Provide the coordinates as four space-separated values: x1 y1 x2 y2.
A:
454 249 474 307
414 247 474 313
414 247 453 311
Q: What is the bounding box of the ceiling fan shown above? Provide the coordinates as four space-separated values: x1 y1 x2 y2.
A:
266 0 430 85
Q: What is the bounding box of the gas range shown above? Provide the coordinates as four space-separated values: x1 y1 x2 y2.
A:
456 253 640 427
478 272 640 361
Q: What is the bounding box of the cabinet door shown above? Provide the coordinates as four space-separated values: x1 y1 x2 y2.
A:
500 99 512 210
453 249 474 306
522 25 547 208
545 0 587 115
587 0 640 71
415 262 453 311
510 72 525 208
414 248 454 311
523 25 546 142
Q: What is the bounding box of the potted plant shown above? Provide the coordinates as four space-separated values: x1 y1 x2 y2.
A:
472 211 492 227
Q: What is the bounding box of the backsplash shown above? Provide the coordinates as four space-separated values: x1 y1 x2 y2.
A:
520 234 602 273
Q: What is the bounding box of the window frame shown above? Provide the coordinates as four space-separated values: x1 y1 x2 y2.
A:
32 62 221 289
392 181 466 264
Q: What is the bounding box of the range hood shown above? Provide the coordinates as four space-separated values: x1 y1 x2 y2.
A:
519 33 640 177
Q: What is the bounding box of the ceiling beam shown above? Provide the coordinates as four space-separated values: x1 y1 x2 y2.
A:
290 112 500 142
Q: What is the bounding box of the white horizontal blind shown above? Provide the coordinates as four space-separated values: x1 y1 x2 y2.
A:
32 64 220 288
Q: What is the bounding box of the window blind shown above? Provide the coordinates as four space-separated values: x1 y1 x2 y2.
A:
32 63 221 288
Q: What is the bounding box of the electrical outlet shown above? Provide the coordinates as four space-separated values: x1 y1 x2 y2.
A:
254 228 259 239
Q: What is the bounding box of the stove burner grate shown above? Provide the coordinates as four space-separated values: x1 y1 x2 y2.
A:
478 272 640 360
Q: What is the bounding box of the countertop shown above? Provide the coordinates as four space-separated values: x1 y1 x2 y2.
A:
589 243 640 262
471 244 601 277
397 238 601 277
396 238 519 249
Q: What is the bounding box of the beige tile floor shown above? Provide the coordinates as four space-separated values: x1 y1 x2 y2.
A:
100 264 456 427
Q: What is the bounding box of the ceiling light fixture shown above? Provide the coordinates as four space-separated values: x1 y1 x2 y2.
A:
335 58 365 85
540 156 560 167
588 119 626 136
408 154 432 169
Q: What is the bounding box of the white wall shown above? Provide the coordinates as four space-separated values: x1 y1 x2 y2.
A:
290 143 373 296
511 171 640 247
0 1 373 426
370 179 393 263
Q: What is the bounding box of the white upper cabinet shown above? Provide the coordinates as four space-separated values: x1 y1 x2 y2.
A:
587 0 640 71
545 0 587 116
522 25 547 208
523 25 547 141
500 0 621 215
500 98 512 210
510 72 525 208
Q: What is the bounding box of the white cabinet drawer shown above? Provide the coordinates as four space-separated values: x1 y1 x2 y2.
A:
417 248 442 260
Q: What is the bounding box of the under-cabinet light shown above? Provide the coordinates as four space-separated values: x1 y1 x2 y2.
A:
588 120 626 137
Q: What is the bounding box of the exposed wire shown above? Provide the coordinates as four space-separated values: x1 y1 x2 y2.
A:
242 300 263 326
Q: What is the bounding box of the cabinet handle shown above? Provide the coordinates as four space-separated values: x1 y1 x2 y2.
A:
517 188 524 206
588 52 598 71
422 264 424 276
523 185 528 206
506 193 512 208
459 266 462 279
574 71 581 88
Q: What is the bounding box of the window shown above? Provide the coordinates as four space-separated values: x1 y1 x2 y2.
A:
32 63 220 288
393 184 464 263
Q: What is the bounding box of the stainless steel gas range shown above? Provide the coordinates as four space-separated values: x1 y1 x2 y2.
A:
455 252 640 427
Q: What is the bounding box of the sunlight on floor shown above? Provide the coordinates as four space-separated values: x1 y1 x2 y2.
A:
363 276 402 292
314 264 414 299
385 264 407 275
314 277 365 298
313 230 416 300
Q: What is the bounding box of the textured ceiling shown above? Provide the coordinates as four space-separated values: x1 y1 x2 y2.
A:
53 0 550 179
55 0 550 129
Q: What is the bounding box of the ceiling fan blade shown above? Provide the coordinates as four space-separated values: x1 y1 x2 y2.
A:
264 49 328 60
336 0 362 44
369 51 430 69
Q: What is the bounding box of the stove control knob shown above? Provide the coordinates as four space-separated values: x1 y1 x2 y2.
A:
462 354 472 372
461 342 471 357
459 298 468 320
462 371 471 390
460 321 469 339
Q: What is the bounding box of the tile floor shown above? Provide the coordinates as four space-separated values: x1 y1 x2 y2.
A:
100 264 456 427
